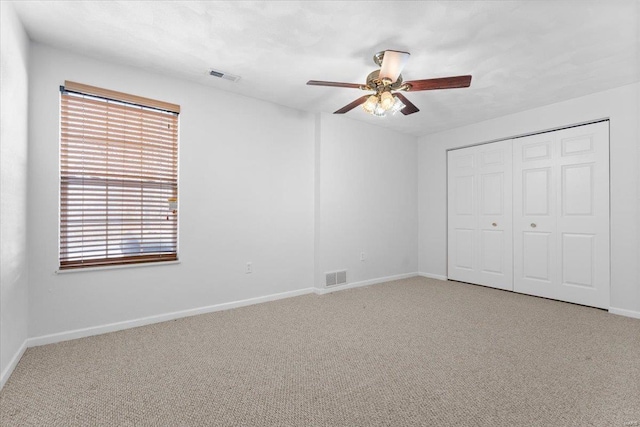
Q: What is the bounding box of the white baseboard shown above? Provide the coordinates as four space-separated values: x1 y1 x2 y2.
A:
314 272 418 295
609 307 640 320
27 287 315 348
418 272 448 281
1 339 27 390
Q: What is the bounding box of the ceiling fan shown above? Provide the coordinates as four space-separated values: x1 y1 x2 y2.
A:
307 50 472 117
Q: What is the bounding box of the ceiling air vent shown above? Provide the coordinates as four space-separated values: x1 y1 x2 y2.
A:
209 69 240 82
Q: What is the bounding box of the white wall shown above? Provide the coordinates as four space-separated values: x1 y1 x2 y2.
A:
316 114 418 287
0 1 30 385
418 83 640 315
26 44 420 342
27 44 316 339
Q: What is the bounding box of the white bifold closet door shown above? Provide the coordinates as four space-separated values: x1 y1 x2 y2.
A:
447 140 513 291
513 121 610 309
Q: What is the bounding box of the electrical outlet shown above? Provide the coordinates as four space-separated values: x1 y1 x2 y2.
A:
360 251 366 261
246 262 252 274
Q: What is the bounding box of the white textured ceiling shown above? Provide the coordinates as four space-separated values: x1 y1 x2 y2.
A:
12 1 640 136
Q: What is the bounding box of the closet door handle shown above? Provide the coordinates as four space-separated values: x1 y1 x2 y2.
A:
492 222 497 227
531 223 537 228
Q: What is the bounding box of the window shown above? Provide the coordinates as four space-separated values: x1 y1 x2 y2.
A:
59 81 179 270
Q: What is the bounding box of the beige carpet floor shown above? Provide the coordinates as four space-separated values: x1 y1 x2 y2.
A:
1 277 639 426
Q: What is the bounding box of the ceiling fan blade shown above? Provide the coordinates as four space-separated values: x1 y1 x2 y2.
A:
307 80 362 89
394 93 419 115
379 50 410 83
404 75 472 91
334 95 370 114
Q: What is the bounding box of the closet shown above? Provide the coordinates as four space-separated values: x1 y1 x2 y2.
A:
447 121 610 309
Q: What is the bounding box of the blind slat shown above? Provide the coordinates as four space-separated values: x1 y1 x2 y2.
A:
60 84 179 270
61 123 177 141
61 113 178 132
62 148 178 159
61 163 177 179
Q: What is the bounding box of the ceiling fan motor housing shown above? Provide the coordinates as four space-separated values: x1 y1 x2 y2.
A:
365 70 405 93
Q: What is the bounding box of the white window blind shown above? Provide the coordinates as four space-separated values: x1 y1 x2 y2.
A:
59 81 179 270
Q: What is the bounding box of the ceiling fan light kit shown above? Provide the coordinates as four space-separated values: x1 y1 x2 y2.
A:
363 92 406 117
307 50 472 117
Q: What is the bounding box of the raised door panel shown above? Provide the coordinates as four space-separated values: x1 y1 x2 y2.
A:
522 140 552 162
455 176 475 215
481 173 503 216
562 233 594 287
481 148 504 167
453 153 475 169
561 135 594 157
523 168 551 216
481 230 503 274
522 232 551 282
454 229 474 270
562 163 594 216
